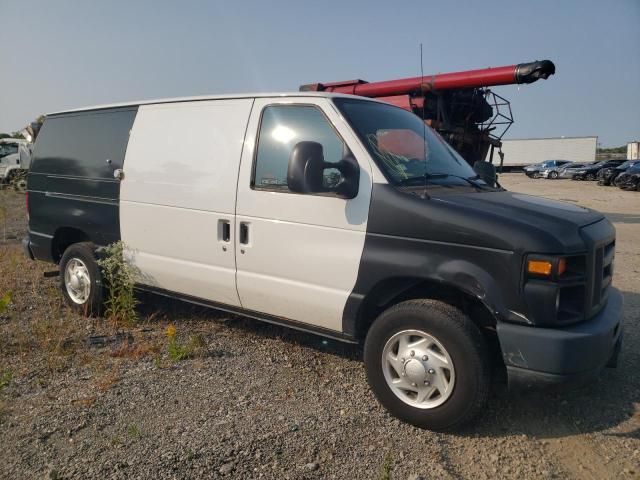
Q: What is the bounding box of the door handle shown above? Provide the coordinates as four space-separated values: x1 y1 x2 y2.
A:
222 221 231 242
219 219 231 243
239 222 249 245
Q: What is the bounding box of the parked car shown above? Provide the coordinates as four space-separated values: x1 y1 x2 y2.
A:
598 160 640 186
523 162 544 177
523 160 572 178
571 160 626 180
615 163 640 191
558 163 591 179
24 93 623 431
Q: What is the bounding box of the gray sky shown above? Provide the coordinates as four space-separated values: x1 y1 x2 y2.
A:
1 0 638 146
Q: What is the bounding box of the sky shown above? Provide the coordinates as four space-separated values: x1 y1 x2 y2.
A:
0 0 638 147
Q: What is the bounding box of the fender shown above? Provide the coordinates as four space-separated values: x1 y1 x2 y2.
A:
341 230 522 338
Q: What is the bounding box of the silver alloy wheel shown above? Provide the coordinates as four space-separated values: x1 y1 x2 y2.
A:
64 258 91 304
382 329 456 409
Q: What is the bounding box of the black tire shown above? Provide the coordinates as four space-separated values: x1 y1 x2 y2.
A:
364 299 490 431
549 171 558 179
59 242 104 316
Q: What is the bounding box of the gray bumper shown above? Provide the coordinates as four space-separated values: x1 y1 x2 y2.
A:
497 287 624 389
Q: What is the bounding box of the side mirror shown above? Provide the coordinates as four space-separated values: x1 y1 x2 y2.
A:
287 141 359 199
473 161 497 187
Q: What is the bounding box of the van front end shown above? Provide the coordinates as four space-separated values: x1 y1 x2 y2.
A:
498 287 623 388
495 217 623 388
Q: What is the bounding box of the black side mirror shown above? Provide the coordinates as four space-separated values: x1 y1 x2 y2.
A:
473 161 497 187
287 141 359 199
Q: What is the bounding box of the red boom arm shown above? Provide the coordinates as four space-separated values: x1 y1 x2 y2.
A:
300 60 555 96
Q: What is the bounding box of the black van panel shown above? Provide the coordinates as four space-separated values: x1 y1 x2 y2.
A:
28 107 138 261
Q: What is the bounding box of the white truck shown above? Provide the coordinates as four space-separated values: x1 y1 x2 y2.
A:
0 138 31 189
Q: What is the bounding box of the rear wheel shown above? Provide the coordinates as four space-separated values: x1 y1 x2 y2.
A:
59 242 104 316
364 299 490 431
549 171 558 179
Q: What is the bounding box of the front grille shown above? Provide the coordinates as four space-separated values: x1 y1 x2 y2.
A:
594 240 615 307
581 220 616 320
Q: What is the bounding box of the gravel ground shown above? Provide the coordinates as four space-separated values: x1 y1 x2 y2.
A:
0 175 638 479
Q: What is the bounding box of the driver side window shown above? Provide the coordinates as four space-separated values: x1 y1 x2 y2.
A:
252 105 346 193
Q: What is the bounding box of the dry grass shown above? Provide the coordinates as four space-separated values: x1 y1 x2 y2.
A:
96 368 120 392
110 339 161 359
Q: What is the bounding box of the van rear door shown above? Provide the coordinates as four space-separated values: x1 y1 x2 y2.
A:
234 98 373 332
120 99 253 307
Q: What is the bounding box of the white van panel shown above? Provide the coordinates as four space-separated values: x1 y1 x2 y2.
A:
235 97 373 331
120 99 254 306
121 99 253 211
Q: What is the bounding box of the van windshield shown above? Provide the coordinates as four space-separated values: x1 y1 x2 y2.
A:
333 98 488 190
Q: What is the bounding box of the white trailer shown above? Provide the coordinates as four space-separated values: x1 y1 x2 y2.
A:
487 136 597 168
627 141 640 160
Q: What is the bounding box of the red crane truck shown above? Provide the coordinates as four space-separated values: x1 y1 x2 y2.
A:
301 60 556 170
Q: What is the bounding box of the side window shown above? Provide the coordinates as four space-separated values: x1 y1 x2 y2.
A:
253 105 346 192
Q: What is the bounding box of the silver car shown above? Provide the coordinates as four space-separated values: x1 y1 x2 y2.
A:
525 160 573 179
558 163 592 179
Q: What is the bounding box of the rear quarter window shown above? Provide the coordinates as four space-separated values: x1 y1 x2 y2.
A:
31 108 137 178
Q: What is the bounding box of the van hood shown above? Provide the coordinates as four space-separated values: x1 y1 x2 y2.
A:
430 190 604 252
366 185 606 254
439 191 601 228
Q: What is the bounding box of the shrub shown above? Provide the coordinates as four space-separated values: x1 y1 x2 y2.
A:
97 241 139 329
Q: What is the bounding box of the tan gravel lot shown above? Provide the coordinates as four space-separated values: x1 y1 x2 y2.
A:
0 174 638 479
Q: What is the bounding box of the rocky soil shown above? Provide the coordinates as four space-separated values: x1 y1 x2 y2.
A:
0 175 638 479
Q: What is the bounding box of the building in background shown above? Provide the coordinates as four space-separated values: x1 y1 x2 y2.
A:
487 136 597 169
627 141 640 160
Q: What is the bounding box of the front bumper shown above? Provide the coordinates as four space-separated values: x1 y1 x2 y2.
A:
497 287 624 389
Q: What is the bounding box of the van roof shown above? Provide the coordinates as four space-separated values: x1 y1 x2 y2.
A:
47 92 381 116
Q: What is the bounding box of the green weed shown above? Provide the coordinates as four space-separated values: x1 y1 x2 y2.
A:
380 451 393 480
166 325 206 362
97 241 139 329
0 291 11 313
127 424 141 438
0 371 11 392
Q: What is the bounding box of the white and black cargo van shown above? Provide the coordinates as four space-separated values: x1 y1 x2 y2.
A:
24 93 623 430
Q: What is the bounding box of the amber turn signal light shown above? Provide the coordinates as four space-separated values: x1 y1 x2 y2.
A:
527 260 553 276
527 258 566 277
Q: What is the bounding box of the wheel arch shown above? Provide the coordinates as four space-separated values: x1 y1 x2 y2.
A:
351 276 499 341
51 227 91 262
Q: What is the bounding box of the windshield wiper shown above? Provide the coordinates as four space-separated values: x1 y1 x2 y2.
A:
398 173 497 191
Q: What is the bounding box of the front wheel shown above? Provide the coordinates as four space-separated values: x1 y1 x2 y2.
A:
364 299 490 431
59 242 104 316
549 171 559 179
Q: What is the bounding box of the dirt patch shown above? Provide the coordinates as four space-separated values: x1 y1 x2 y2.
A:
0 176 638 479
